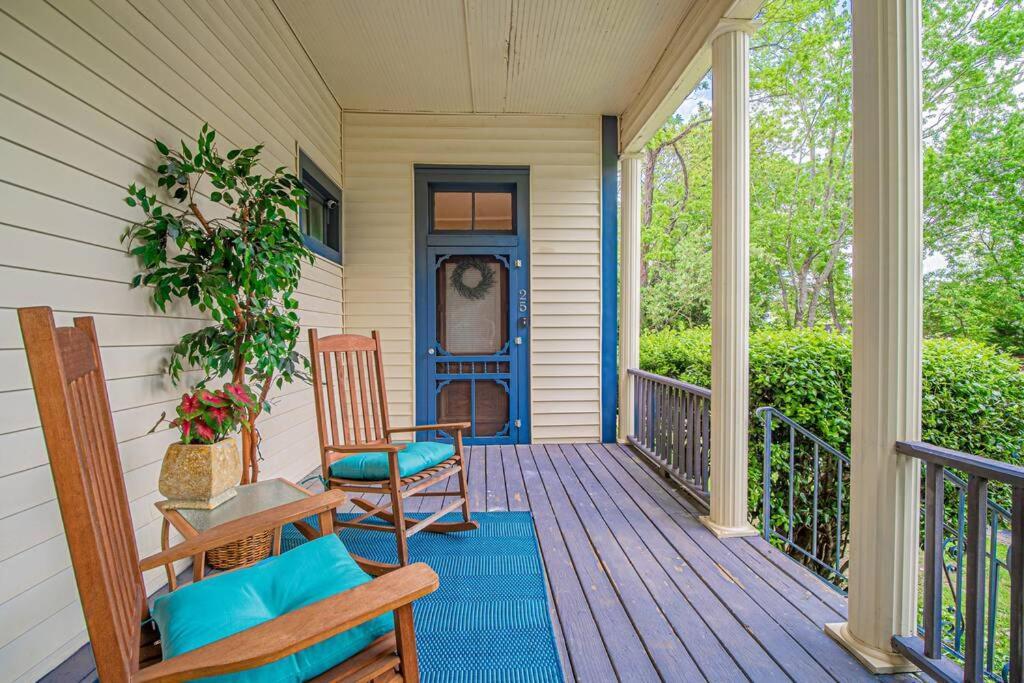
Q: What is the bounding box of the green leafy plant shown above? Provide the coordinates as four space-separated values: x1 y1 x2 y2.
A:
641 326 1024 576
170 383 257 445
124 124 313 482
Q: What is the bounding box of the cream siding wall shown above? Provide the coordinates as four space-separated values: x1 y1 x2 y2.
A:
0 1 342 679
342 113 602 443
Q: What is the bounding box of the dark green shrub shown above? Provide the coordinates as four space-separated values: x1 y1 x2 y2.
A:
640 327 1024 580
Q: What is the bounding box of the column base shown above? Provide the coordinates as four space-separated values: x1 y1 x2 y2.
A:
824 622 917 674
698 515 758 539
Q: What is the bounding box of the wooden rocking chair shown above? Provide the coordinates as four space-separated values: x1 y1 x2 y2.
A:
309 329 478 567
19 307 438 682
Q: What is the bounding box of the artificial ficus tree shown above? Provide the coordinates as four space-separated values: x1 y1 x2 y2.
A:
124 124 313 483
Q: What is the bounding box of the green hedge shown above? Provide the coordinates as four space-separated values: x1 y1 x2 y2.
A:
640 326 1024 515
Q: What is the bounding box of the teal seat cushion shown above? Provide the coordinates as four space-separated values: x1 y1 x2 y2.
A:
152 535 392 682
329 441 455 481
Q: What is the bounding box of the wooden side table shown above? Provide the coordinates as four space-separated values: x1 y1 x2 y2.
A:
155 478 340 590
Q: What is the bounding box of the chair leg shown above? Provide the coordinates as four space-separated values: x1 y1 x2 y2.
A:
455 432 473 523
393 603 419 682
388 453 410 566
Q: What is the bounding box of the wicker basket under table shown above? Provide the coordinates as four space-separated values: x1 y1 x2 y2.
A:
155 478 338 587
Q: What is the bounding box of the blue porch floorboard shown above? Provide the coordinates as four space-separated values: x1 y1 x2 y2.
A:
43 443 915 682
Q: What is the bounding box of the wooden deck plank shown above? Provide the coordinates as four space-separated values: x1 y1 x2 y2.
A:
485 444 507 510
602 442 853 626
526 444 662 680
501 444 530 511
593 443 840 681
467 444 486 510
570 443 789 680
516 445 617 681
541 444 709 681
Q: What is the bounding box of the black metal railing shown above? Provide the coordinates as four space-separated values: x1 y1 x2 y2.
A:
894 441 1022 683
626 369 711 503
759 413 1019 681
757 406 851 591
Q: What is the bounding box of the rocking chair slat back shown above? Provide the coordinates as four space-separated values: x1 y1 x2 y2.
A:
309 331 392 467
19 307 144 681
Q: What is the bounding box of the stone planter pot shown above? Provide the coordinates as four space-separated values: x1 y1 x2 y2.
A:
158 438 241 510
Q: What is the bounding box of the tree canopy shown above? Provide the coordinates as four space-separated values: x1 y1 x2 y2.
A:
641 0 1024 355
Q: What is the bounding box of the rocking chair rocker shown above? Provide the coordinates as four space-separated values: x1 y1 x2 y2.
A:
309 329 478 567
20 307 438 682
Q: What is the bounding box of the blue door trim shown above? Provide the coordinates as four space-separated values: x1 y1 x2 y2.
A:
414 166 531 444
601 116 619 443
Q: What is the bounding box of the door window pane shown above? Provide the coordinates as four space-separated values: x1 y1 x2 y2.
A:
431 189 514 232
434 192 473 230
435 380 509 438
436 255 508 355
437 380 471 427
473 192 513 230
474 380 510 436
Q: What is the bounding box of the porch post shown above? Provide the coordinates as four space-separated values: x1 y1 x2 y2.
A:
699 20 757 539
824 0 922 673
617 154 642 441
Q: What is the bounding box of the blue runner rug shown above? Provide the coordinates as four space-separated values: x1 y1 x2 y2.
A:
281 511 564 683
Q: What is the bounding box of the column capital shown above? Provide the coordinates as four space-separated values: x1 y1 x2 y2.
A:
620 151 644 161
708 18 759 46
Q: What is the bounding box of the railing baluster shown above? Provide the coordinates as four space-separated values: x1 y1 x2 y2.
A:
762 409 772 541
964 475 988 682
788 425 796 544
625 369 712 503
1012 486 1023 683
812 442 819 558
923 461 944 659
836 459 843 575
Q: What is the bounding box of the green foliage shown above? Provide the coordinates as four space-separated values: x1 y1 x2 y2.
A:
921 0 1024 354
642 0 1024 357
641 326 1024 514
123 125 313 478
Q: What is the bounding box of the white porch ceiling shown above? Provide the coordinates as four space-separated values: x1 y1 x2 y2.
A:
274 0 707 115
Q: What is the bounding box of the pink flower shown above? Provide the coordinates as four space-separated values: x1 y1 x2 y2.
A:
179 393 201 416
224 383 255 407
207 406 229 427
197 389 228 407
179 419 193 442
194 421 216 443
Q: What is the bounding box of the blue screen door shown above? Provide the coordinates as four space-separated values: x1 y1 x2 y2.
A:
414 167 530 444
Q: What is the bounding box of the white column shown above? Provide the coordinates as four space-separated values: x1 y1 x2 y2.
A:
700 21 758 539
618 154 642 441
824 0 922 674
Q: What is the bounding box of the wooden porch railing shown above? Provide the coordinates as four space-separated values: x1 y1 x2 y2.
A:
894 440 1023 683
626 369 711 504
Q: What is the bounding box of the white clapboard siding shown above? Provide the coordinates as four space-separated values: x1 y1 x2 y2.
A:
0 0 343 678
342 113 602 443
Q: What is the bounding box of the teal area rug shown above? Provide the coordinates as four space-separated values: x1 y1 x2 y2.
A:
281 512 564 683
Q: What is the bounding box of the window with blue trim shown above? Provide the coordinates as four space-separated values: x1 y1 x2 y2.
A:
429 183 516 233
298 149 342 264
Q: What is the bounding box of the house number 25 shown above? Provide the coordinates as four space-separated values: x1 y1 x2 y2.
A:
518 289 528 313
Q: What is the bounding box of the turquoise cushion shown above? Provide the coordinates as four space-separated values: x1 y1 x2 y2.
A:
152 535 392 682
329 441 455 481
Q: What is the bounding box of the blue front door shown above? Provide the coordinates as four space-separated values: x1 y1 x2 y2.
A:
414 167 530 444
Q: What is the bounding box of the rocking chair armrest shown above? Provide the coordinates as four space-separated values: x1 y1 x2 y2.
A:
131 562 439 683
325 443 404 454
139 490 346 572
387 423 470 435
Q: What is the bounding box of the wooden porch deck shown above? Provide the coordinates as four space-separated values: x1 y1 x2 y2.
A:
372 442 886 683
47 442 902 682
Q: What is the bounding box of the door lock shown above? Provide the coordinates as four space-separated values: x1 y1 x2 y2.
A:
427 348 436 355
